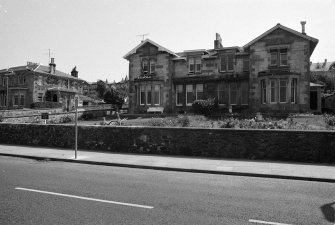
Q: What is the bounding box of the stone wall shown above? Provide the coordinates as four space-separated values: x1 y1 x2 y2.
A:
0 123 334 163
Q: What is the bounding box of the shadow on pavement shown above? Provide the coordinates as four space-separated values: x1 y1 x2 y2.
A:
321 202 335 222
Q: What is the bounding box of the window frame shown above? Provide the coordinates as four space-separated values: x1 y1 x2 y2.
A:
270 79 277 104
176 85 183 106
142 58 149 74
261 79 267 104
140 85 145 105
153 85 160 105
149 59 156 74
291 78 297 104
279 79 288 103
146 85 152 105
186 84 194 106
241 81 249 105
13 94 19 106
220 54 234 72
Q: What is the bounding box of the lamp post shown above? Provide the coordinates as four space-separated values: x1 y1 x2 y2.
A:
74 96 78 159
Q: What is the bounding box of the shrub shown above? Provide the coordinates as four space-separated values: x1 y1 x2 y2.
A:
176 115 190 127
31 102 62 109
324 114 335 126
192 98 217 115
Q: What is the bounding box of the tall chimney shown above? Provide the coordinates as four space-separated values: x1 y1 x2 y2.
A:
49 57 56 74
214 33 223 49
300 21 306 35
71 66 78 78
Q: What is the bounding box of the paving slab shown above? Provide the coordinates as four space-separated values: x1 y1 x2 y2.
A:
0 144 335 182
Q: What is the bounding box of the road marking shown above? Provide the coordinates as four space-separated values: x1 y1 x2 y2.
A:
249 219 294 225
15 187 153 209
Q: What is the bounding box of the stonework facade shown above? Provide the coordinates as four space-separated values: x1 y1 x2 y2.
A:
124 23 319 114
0 59 87 110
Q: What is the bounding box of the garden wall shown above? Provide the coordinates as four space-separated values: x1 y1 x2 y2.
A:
0 123 334 163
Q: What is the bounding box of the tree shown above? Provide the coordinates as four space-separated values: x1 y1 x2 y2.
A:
103 88 124 110
96 80 107 98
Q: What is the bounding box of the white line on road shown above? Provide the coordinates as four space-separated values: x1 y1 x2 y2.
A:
249 219 294 225
15 187 154 209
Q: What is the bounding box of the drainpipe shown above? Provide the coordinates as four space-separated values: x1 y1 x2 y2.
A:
6 76 9 110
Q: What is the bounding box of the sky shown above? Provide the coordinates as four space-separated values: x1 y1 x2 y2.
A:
0 0 334 83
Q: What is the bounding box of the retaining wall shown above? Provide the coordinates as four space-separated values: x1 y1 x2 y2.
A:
0 123 334 163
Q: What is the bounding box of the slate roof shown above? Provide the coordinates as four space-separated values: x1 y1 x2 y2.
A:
123 39 179 60
0 64 86 82
243 23 319 54
310 61 335 71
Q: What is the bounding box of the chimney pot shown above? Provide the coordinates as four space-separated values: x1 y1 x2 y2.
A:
300 21 306 35
49 58 56 74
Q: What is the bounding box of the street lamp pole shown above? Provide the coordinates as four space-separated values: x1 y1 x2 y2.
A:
74 96 78 159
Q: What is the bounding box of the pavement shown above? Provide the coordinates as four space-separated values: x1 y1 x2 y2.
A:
0 144 335 183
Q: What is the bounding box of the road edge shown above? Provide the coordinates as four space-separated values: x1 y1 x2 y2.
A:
1 153 335 183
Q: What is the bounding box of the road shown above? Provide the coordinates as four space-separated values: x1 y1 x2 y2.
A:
0 155 334 225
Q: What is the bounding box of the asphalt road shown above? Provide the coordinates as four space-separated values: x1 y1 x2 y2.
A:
0 156 334 225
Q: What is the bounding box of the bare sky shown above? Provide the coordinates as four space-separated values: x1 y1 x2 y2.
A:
0 0 334 82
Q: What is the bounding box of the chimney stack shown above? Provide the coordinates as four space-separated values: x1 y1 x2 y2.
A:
71 66 78 78
49 57 56 74
300 21 306 35
214 33 223 49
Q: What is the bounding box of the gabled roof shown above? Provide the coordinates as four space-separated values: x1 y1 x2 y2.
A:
244 23 319 54
123 39 179 60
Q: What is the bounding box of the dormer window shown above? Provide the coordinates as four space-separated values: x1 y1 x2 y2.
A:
188 57 201 74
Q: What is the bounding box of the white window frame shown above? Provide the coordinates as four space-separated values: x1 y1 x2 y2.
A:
280 52 288 66
146 85 152 105
142 58 149 74
176 85 183 106
270 79 277 103
150 59 156 74
291 78 297 104
279 79 288 103
186 84 193 106
188 58 195 74
270 51 278 66
195 58 201 73
261 79 266 104
140 85 145 105
195 84 203 100
154 85 160 105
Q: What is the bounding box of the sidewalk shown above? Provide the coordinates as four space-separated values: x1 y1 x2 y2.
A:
0 144 335 183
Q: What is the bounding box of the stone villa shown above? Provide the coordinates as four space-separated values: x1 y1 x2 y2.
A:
124 22 320 114
0 58 87 110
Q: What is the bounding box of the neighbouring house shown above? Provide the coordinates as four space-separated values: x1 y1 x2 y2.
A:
124 22 320 114
0 58 87 110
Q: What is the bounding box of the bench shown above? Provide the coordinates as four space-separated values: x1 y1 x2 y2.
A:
147 107 164 114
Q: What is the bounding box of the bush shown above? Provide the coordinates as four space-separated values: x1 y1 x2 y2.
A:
324 114 335 126
192 98 217 115
31 102 63 109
